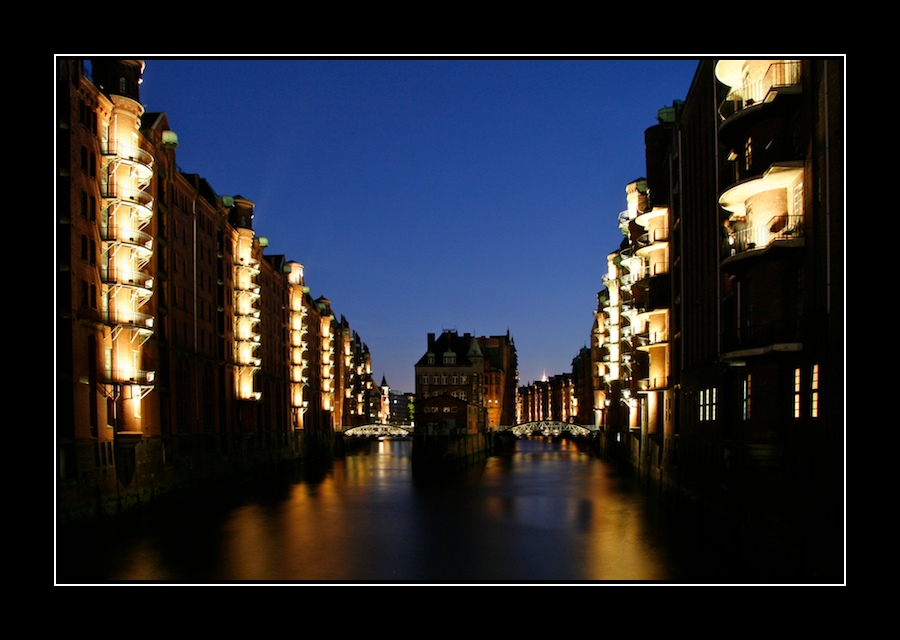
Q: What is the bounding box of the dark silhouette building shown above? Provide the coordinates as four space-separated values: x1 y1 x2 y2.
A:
589 58 843 582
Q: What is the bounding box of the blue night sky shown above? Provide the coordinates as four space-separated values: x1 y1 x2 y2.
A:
136 56 700 393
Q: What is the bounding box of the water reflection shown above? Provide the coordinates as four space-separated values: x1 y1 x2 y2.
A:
57 437 696 583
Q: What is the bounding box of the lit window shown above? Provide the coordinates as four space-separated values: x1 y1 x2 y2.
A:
699 388 717 422
793 368 801 418
810 364 819 418
742 375 752 421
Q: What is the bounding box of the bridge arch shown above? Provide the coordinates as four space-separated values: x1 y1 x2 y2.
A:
503 421 595 438
343 424 412 438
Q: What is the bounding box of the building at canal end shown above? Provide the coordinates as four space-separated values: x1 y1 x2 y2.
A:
56 59 378 523
414 330 518 432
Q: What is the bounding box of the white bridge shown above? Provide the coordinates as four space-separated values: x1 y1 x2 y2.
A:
501 421 597 438
343 424 413 438
343 421 596 438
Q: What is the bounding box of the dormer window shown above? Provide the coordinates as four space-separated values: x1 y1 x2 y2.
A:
443 351 456 365
427 353 435 365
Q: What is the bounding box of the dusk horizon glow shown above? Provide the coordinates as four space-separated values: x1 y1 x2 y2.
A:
137 56 700 393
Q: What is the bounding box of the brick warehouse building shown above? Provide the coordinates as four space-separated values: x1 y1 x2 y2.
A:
56 59 378 523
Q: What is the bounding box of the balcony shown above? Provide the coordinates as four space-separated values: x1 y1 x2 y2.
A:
101 225 154 252
103 368 156 386
106 308 154 330
101 267 154 292
722 214 804 261
720 319 803 358
636 227 669 247
717 60 802 121
637 376 670 392
723 136 805 186
101 186 154 222
103 144 154 186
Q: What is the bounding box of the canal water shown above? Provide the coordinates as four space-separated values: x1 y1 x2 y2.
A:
56 437 743 584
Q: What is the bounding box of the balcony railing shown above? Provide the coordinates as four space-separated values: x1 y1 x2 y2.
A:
105 308 154 329
101 186 153 209
103 368 156 385
637 376 670 391
101 225 153 250
101 268 154 290
723 214 804 258
719 61 802 120
102 142 154 169
637 227 669 246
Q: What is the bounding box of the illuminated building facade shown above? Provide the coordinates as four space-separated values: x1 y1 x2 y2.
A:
570 346 593 426
477 332 519 428
517 371 575 424
341 325 378 427
57 59 371 522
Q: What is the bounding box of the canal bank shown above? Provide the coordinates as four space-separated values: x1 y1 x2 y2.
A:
56 429 342 528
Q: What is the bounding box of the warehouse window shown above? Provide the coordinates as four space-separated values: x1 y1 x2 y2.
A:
742 375 751 421
810 364 819 418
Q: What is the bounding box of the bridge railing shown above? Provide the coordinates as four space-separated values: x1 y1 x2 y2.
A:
343 424 413 437
499 421 597 437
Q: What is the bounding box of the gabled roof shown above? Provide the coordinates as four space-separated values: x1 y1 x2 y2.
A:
415 330 481 367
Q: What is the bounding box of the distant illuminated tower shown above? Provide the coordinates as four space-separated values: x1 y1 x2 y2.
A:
380 375 390 424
